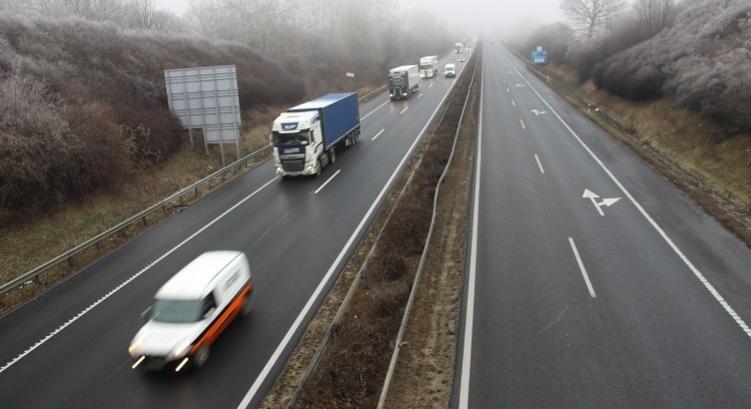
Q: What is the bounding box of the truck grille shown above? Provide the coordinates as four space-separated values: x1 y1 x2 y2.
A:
282 159 305 172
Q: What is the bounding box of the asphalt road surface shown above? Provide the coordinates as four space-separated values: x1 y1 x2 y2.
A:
455 43 751 408
0 50 473 408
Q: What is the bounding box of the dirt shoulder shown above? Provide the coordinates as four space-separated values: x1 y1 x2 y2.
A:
525 62 751 248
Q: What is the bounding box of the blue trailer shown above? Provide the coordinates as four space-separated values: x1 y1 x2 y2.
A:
272 92 361 177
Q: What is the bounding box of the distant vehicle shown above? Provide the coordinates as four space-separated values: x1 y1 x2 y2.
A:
272 93 361 177
455 42 463 53
129 251 253 372
458 57 467 63
388 65 420 101
444 63 456 78
419 55 439 78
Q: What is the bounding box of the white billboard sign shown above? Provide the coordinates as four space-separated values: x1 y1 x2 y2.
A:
164 65 241 145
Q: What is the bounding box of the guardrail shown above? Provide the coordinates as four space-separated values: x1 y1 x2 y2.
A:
0 144 272 295
376 49 478 409
284 45 477 409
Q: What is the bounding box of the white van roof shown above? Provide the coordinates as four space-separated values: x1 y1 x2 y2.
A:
155 251 243 300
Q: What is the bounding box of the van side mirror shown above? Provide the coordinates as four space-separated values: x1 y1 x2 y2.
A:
141 306 152 321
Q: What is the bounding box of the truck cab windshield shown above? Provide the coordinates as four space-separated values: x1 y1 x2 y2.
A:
389 74 406 86
273 130 310 147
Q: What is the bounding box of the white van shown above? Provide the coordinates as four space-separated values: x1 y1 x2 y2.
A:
445 63 456 78
128 251 253 372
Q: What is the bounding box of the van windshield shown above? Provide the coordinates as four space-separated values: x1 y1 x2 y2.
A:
151 299 204 323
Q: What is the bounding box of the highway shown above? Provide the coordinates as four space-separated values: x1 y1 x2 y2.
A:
0 51 471 408
455 43 751 408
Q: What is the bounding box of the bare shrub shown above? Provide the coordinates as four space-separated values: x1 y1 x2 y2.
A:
0 15 304 213
592 0 751 129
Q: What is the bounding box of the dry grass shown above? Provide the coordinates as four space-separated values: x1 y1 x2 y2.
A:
576 79 751 208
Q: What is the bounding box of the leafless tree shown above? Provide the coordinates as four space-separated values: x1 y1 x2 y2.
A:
561 0 626 38
131 0 155 30
634 0 675 36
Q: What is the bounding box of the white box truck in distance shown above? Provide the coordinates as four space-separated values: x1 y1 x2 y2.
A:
388 65 419 100
455 42 463 53
272 93 361 177
419 56 439 78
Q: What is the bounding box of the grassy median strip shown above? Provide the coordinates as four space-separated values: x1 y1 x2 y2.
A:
381 52 479 409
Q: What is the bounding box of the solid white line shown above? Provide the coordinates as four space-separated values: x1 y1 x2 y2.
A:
236 55 465 409
506 87 510 94
371 128 385 141
520 118 526 130
509 50 751 339
569 237 597 298
0 176 279 375
400 106 409 115
313 169 341 194
534 153 545 174
512 99 516 107
361 99 390 120
458 54 483 409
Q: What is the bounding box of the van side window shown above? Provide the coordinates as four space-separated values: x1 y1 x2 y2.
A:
202 293 217 317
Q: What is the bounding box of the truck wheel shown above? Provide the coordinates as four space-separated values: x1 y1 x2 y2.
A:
193 345 210 368
328 148 336 165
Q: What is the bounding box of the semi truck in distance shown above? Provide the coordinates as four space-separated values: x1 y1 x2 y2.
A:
272 93 361 177
419 56 439 78
455 42 463 53
388 65 420 100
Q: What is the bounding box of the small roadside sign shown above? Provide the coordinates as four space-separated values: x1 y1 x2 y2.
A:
345 72 355 78
530 46 549 65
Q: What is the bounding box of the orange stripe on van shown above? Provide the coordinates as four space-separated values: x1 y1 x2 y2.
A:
189 283 252 354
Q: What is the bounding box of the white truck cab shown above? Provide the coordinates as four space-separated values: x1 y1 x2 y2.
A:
129 251 253 372
272 111 322 176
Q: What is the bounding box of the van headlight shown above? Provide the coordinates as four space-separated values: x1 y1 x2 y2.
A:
170 340 192 359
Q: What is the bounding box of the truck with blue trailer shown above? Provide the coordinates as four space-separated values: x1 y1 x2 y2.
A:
530 46 549 64
272 92 361 177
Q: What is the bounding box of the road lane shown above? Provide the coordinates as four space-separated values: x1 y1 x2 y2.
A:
456 42 751 409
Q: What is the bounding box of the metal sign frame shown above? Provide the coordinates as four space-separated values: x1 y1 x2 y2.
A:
165 65 242 165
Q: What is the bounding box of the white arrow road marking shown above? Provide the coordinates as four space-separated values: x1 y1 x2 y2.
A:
531 109 548 116
583 188 621 216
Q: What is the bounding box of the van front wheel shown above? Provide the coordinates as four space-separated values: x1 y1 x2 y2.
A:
241 296 251 317
193 345 210 368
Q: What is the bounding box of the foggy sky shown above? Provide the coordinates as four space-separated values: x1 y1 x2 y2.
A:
155 0 565 33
